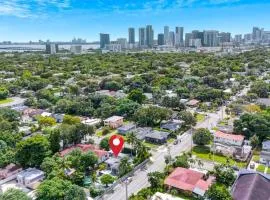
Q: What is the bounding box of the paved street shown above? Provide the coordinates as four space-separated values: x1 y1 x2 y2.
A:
102 107 224 200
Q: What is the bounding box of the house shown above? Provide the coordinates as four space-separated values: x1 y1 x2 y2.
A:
41 111 52 117
231 170 270 200
260 140 270 165
257 98 270 107
60 144 109 163
186 99 200 107
213 131 251 161
131 127 152 140
0 164 22 183
104 116 124 129
161 120 184 132
17 168 45 189
145 130 170 144
81 118 101 127
117 123 136 135
23 108 44 118
164 167 214 197
104 153 128 175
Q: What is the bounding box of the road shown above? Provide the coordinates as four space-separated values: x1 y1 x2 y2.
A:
102 108 224 200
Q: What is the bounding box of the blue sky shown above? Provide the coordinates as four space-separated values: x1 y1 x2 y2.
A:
0 0 270 42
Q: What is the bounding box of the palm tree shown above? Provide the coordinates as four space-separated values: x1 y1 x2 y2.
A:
197 160 204 169
126 132 138 156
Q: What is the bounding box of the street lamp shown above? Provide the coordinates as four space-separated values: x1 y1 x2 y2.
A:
123 177 132 200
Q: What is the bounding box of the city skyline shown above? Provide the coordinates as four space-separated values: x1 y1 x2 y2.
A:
0 0 270 42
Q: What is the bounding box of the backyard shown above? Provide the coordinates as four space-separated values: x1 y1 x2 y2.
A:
192 146 246 168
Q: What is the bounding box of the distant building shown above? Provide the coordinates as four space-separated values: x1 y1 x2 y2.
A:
219 32 231 43
234 34 242 44
157 34 165 45
168 31 175 46
253 26 264 42
70 45 82 54
204 30 219 47
117 123 136 135
192 30 204 46
244 33 252 43
45 43 58 54
185 33 193 47
164 26 169 45
189 39 202 48
128 28 135 44
105 43 121 52
175 27 184 47
139 28 146 47
146 25 154 48
100 33 110 49
117 38 128 49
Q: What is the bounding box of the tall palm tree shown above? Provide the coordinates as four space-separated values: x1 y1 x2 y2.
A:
126 132 138 156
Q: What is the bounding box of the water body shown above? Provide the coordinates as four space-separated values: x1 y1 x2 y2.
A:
0 44 100 52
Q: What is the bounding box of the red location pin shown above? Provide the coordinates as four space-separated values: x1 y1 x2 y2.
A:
109 135 124 157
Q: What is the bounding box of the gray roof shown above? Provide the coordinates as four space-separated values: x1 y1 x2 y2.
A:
131 127 152 140
117 123 136 132
257 98 270 107
145 130 170 140
232 170 270 200
262 140 270 146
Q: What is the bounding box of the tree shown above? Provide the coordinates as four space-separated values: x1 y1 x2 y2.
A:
48 129 61 153
250 134 259 149
0 87 9 100
193 128 213 145
99 137 110 151
100 174 115 187
38 116 56 127
161 96 185 110
36 177 85 200
126 132 138 156
128 89 146 104
205 183 232 200
213 165 236 187
134 106 172 127
119 157 132 177
178 111 196 127
244 104 261 113
173 154 190 168
0 188 31 200
148 172 165 189
250 81 269 98
15 135 51 167
63 115 81 125
80 151 98 170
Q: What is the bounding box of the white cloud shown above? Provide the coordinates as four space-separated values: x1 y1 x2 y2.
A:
0 0 71 18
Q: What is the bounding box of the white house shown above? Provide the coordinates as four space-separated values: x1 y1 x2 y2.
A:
17 168 45 188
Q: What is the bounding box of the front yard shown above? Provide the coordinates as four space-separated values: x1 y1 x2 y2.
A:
195 114 205 122
192 146 246 168
0 98 13 105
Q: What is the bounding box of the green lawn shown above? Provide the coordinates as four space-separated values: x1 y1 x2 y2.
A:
167 138 175 143
143 141 159 149
196 114 205 122
0 98 13 105
192 146 246 168
267 167 270 174
256 164 266 173
252 155 260 163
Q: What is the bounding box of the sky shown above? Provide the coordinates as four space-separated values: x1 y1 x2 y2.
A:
0 0 270 42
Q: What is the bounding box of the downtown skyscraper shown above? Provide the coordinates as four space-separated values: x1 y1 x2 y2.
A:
175 27 184 47
139 28 146 47
100 33 110 49
164 26 169 45
128 28 135 44
146 25 154 48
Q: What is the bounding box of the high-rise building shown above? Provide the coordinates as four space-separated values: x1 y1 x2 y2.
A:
219 32 231 43
128 28 135 44
234 34 242 43
175 27 184 47
146 25 154 48
45 43 58 54
157 34 165 45
185 33 192 47
117 38 128 49
164 26 169 45
100 33 110 49
191 30 204 46
169 31 175 46
139 28 146 46
252 27 263 41
70 45 82 54
203 30 219 47
189 39 202 48
244 33 252 43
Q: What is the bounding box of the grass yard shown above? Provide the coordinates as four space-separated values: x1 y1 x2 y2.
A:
167 138 175 143
256 164 266 173
143 141 159 149
196 114 205 122
252 154 260 163
267 167 270 174
0 98 13 105
192 146 246 168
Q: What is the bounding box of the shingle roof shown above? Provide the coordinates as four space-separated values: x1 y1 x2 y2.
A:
232 171 270 200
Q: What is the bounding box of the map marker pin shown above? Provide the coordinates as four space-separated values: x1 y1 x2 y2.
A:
109 135 124 157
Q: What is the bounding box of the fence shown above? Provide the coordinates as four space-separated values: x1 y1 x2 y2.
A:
95 159 150 200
